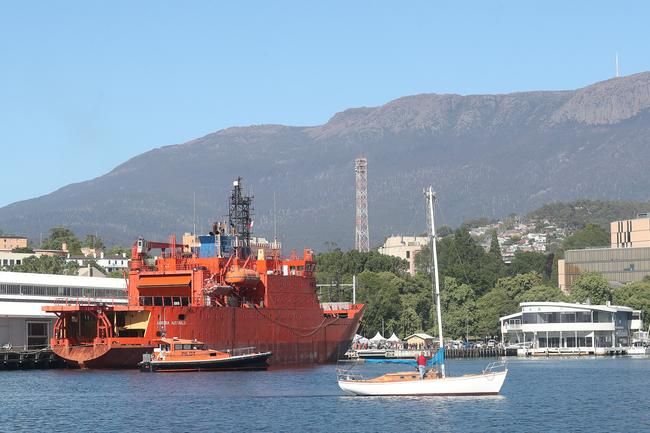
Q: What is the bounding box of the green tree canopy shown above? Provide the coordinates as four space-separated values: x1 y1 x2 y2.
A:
474 273 543 337
316 250 407 284
517 285 568 302
40 227 82 254
561 223 610 252
508 251 552 278
107 245 131 258
612 281 650 322
83 234 104 250
416 228 505 295
12 255 79 275
440 277 476 340
12 247 34 253
488 230 502 262
570 272 612 304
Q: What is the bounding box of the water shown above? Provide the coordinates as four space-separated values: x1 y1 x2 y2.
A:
1 357 649 432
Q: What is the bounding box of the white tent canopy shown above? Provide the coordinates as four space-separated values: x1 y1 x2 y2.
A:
353 334 363 343
369 332 386 342
358 337 369 344
387 333 401 342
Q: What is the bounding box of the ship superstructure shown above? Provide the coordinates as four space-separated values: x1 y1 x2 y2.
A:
44 179 364 368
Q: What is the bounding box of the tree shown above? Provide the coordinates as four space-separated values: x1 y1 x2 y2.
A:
316 250 408 284
508 251 549 277
107 245 131 258
440 277 476 339
561 223 610 251
570 272 612 304
355 271 403 336
416 228 505 295
436 226 453 238
488 230 502 262
12 247 34 253
83 234 104 250
612 281 650 322
517 285 568 302
474 273 543 337
12 255 79 275
40 227 82 254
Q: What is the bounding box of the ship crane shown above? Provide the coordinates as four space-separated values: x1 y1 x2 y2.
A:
130 237 188 268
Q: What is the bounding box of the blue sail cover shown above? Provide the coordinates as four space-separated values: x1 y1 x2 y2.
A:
364 348 445 367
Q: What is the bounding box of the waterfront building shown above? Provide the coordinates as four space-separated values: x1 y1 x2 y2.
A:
0 251 37 269
404 333 435 348
378 235 428 275
0 271 127 350
611 214 650 248
66 252 130 273
557 215 650 291
558 246 650 291
0 236 28 251
500 301 642 355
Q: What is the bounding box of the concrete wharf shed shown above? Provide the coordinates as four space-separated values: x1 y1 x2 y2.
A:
0 271 127 350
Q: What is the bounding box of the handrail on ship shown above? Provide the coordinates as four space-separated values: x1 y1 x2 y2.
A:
52 297 124 307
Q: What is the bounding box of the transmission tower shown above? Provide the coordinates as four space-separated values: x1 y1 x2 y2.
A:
355 157 369 252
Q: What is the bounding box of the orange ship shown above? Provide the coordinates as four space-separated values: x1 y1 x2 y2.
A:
44 178 364 368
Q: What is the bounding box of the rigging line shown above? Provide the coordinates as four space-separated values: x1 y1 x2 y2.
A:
252 306 340 337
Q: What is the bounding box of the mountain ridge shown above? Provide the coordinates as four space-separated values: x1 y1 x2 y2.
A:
2 72 650 251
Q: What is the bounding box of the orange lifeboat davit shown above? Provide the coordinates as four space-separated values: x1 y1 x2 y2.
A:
225 269 261 288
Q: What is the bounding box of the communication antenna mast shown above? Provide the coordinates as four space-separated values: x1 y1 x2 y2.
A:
616 53 620 78
355 157 369 252
228 177 253 256
273 191 278 245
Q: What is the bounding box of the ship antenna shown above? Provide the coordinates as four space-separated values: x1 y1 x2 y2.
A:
425 186 445 378
616 53 620 78
193 191 196 235
273 191 278 243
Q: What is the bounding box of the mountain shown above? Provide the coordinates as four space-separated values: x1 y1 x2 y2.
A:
2 72 650 251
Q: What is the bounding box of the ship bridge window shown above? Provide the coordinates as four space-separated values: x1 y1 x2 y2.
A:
139 296 190 307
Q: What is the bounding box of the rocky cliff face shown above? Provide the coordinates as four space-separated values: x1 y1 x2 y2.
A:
2 73 650 250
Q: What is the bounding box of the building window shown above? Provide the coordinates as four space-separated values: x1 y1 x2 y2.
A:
27 322 49 349
406 251 410 259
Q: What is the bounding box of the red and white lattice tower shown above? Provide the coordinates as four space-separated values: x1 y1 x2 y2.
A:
355 157 369 252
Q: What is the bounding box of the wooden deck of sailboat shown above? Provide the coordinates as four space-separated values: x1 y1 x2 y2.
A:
361 370 493 383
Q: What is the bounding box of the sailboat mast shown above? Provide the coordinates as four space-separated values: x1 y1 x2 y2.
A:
425 186 445 377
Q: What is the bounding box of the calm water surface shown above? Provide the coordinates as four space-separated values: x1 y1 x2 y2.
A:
1 357 649 432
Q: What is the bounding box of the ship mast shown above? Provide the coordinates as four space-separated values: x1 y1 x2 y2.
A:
229 177 253 257
425 186 445 378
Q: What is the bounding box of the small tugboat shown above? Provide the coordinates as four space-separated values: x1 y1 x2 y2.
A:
628 327 650 356
139 337 272 372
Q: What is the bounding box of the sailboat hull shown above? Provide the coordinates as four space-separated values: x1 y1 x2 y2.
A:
338 370 508 396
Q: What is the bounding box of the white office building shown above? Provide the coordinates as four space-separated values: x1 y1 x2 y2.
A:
0 272 127 350
500 301 642 356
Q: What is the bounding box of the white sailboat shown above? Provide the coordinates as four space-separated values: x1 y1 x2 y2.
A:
338 187 508 396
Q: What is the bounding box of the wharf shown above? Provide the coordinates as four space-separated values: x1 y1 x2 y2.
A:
350 347 512 360
0 348 67 370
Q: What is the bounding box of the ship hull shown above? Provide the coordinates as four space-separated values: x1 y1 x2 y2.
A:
51 304 363 368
